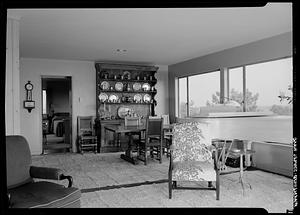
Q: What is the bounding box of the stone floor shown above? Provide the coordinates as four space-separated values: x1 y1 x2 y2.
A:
31 151 294 212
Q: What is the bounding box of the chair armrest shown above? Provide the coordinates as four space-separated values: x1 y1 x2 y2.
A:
7 193 11 208
30 166 73 187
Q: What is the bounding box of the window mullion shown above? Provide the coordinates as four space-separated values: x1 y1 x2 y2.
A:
186 77 189 117
243 66 246 112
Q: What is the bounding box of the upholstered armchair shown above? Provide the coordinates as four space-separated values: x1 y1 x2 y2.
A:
168 122 220 200
6 135 81 208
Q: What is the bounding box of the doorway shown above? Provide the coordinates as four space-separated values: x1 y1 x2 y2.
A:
41 76 72 154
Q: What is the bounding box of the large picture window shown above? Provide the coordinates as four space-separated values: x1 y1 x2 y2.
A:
188 71 220 117
246 57 293 115
178 77 187 118
176 57 292 144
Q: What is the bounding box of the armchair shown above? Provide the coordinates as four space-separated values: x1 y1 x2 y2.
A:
168 122 220 200
6 135 81 208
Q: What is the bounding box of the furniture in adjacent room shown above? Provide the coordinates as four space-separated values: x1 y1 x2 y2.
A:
95 62 159 153
42 118 72 154
104 124 145 164
42 112 72 154
6 135 81 208
137 117 164 165
77 116 98 153
168 121 220 200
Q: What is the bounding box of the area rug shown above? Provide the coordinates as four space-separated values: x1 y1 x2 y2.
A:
31 152 293 212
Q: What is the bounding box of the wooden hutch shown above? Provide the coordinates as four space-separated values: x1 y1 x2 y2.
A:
95 62 159 153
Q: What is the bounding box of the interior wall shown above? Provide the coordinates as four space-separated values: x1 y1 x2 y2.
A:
154 65 169 116
6 18 21 135
168 32 293 122
19 58 169 154
20 58 96 154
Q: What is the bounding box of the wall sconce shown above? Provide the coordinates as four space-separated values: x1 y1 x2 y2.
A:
23 81 35 113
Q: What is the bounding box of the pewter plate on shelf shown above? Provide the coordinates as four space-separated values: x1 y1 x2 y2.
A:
133 94 142 102
100 81 110 90
115 82 123 91
98 93 108 102
117 106 133 118
142 83 150 91
143 94 151 102
132 82 142 91
108 94 119 102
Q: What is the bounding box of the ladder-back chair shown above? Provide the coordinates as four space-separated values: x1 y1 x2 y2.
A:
77 116 97 153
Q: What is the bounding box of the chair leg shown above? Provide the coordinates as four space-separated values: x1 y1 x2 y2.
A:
144 147 147 165
159 145 162 163
168 171 172 199
216 172 220 200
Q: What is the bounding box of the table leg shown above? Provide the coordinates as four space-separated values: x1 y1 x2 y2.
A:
120 133 136 165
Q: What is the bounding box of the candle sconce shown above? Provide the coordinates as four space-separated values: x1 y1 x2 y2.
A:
23 81 35 113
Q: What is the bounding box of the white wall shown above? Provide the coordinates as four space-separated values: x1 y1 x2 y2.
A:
6 18 21 135
19 58 169 154
252 142 293 177
154 65 169 116
20 58 96 154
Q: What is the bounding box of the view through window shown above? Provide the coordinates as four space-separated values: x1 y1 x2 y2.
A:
188 71 220 117
178 77 187 118
176 57 293 144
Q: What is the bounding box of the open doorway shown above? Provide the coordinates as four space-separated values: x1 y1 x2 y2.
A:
41 76 72 154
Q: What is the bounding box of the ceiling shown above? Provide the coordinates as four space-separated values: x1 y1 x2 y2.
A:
8 3 292 66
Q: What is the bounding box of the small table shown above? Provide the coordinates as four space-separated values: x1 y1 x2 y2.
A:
104 124 146 164
228 148 255 193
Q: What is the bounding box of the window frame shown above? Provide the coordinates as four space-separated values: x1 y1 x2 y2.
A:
176 56 292 117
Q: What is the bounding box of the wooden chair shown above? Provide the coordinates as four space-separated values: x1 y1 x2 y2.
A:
161 114 172 157
77 116 97 153
137 117 164 165
123 116 142 148
124 116 141 126
168 121 220 200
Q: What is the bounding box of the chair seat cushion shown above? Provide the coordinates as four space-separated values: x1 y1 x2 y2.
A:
9 181 81 208
172 161 216 181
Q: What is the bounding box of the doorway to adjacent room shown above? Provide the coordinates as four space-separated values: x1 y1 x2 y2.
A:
41 76 72 154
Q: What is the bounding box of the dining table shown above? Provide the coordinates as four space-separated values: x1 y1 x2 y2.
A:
104 124 146 164
104 123 174 164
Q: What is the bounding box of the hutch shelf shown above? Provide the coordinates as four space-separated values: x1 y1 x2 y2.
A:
95 62 159 153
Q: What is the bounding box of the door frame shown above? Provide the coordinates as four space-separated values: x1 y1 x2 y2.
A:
41 75 73 153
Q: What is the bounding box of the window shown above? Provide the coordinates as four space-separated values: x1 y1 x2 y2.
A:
228 67 244 111
175 57 292 144
188 71 220 117
177 71 220 117
246 57 293 115
178 77 187 118
42 90 47 114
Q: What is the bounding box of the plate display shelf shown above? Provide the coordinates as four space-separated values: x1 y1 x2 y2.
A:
95 62 159 120
95 62 159 153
